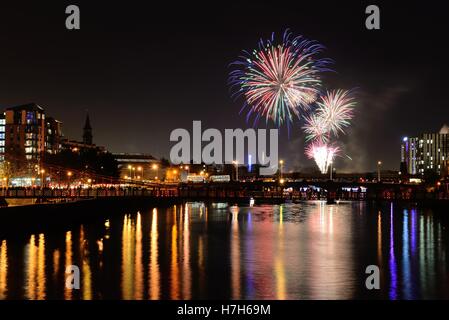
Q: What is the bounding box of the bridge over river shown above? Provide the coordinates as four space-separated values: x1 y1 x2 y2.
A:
0 180 432 205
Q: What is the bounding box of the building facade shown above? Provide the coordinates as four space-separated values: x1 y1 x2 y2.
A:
113 153 159 181
0 113 5 162
400 137 418 175
401 124 449 176
5 103 46 164
45 117 63 154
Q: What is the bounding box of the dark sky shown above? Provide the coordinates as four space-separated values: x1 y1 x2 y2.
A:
0 1 448 172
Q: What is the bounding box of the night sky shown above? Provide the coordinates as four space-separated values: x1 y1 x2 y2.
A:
0 1 448 172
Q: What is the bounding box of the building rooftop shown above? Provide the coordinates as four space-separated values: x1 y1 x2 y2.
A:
439 124 449 134
112 153 158 161
6 103 44 112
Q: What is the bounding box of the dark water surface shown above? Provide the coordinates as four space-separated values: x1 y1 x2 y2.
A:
0 201 448 300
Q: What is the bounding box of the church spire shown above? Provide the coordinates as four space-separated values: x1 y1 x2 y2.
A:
83 112 93 145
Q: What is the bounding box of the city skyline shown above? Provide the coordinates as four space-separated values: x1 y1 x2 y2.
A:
0 2 448 172
1 1 449 307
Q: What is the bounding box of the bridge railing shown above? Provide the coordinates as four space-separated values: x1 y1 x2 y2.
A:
0 186 179 198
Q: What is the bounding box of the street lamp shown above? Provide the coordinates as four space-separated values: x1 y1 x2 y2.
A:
128 165 132 179
152 164 159 181
67 171 73 188
279 160 284 180
137 166 143 180
377 161 382 182
131 167 136 179
40 169 45 188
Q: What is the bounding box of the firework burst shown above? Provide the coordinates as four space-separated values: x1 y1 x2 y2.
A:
315 89 356 137
305 141 340 174
302 114 328 143
229 30 332 127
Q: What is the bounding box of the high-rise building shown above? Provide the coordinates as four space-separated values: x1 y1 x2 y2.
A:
400 136 418 175
0 113 5 162
45 117 63 154
5 103 46 163
417 127 449 175
401 124 449 176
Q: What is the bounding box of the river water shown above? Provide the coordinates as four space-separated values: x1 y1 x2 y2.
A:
0 201 448 300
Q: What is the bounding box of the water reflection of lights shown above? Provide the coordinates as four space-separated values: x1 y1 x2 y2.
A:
275 205 286 299
198 235 205 297
308 201 353 299
134 213 143 300
0 240 7 299
377 212 382 267
25 234 46 300
211 202 228 209
231 204 241 299
79 226 92 300
0 202 447 300
402 210 411 299
389 203 397 300
183 204 191 299
230 205 239 222
149 208 160 299
65 231 73 300
170 207 180 299
121 215 133 299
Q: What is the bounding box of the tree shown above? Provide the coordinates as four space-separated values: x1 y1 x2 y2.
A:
5 144 29 177
160 157 170 168
43 148 119 182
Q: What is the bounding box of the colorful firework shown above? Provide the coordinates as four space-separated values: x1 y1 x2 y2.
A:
305 141 340 174
229 30 332 127
302 114 328 143
302 89 356 148
315 89 356 137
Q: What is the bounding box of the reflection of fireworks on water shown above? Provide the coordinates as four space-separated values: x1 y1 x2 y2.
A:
305 142 340 174
229 30 332 127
